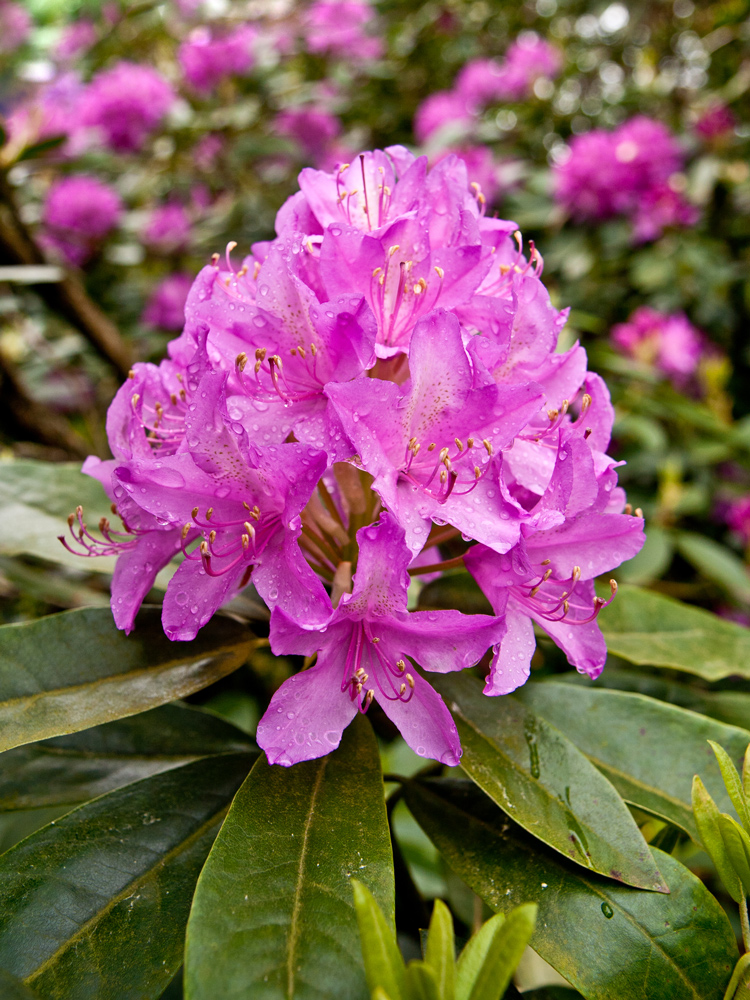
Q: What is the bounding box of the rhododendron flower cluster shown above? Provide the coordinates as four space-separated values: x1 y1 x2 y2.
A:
554 116 698 240
78 62 176 152
304 0 382 61
178 25 257 93
66 148 644 767
42 175 122 266
611 306 704 383
142 273 194 331
415 34 562 144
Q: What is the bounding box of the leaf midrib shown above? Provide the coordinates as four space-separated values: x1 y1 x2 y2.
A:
287 757 328 999
23 802 231 988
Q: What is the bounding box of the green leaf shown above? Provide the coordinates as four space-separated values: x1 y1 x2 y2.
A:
458 905 537 1000
353 880 406 1000
709 741 750 831
405 778 738 1000
0 606 252 752
598 584 750 680
185 715 394 1000
0 703 255 811
405 962 440 1000
516 683 750 841
718 815 750 896
692 776 744 904
0 460 113 572
675 532 750 604
432 674 666 891
424 899 455 1000
456 913 506 1000
0 754 252 999
0 969 41 999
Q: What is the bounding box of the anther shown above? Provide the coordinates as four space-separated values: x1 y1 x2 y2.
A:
363 689 375 710
243 521 255 536
396 659 405 672
405 673 415 689
236 352 248 372
439 469 448 484
609 579 618 596
211 252 219 266
400 683 407 695
206 507 214 521
427 442 436 451
439 447 450 462
192 506 199 519
372 266 382 278
209 530 216 544
310 344 317 356
434 266 444 279
540 559 551 565
483 439 493 456
371 637 380 643
584 428 592 439
131 394 140 410
467 437 474 448
581 393 592 412
572 566 581 582
635 508 644 519
255 347 266 361
128 369 135 379
388 244 400 256
170 393 177 406
474 466 481 479
241 534 249 550
200 541 210 556
624 503 633 515
110 504 118 515
181 523 191 540
455 437 464 452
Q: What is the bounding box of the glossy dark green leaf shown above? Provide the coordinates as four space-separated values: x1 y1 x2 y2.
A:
598 584 750 680
0 460 112 572
0 969 42 999
0 606 252 752
432 674 665 891
692 777 743 903
0 703 255 811
517 683 750 841
424 899 455 1000
405 778 738 1000
553 668 750 731
185 715 394 1000
0 754 252 999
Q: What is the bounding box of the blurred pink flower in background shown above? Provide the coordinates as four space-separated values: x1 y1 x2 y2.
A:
143 204 192 254
0 1 31 54
42 175 122 265
434 145 502 203
554 116 696 240
142 273 193 330
725 498 750 546
79 62 176 152
275 107 342 162
54 20 97 61
611 306 704 381
694 102 736 142
304 0 382 60
5 72 86 155
455 58 507 107
491 33 562 101
414 91 473 144
179 25 257 92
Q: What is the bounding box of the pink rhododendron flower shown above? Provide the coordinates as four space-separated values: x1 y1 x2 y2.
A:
304 0 382 60
68 146 644 767
257 513 502 765
490 34 562 101
179 25 256 93
611 307 704 381
725 497 750 546
455 59 507 107
414 91 473 144
694 102 736 142
54 20 97 60
142 273 194 331
0 1 31 54
143 205 192 254
275 107 342 162
42 175 122 265
79 62 176 152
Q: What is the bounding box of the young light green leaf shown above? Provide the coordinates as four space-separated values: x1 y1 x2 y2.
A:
718 815 750 897
468 904 537 1000
722 954 750 1000
353 879 407 1000
693 776 744 904
709 741 750 831
743 746 750 804
424 899 456 1000
0 607 252 752
405 961 440 1000
455 912 506 1000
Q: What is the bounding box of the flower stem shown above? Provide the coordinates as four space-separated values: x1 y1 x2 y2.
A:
408 554 465 576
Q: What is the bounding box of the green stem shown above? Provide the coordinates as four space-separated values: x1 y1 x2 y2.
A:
408 555 465 576
723 953 750 1000
741 897 750 954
